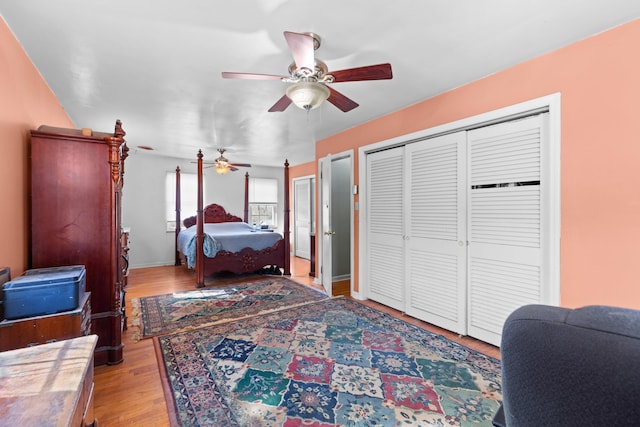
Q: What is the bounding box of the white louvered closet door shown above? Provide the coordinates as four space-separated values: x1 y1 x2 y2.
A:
466 113 548 346
405 132 467 334
366 148 405 311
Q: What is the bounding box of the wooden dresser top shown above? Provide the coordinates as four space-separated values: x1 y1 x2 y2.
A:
0 335 97 426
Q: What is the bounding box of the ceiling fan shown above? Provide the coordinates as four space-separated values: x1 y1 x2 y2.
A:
221 31 393 113
205 149 252 175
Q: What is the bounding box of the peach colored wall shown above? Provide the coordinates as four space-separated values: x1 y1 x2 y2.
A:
0 18 73 276
316 19 640 309
289 161 316 180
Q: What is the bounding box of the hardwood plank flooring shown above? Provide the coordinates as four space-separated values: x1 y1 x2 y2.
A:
93 258 500 426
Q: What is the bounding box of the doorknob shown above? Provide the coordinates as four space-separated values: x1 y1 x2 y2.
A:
324 231 336 236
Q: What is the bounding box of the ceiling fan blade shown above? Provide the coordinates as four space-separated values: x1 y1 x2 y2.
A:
327 87 359 112
230 163 251 168
329 63 393 82
283 31 315 71
221 72 286 80
268 94 293 112
229 166 239 172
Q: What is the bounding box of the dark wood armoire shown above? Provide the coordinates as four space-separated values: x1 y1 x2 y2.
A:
30 120 129 365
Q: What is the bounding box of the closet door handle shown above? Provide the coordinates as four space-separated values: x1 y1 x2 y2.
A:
324 231 336 236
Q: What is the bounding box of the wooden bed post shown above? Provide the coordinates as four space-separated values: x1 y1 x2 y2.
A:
244 172 249 223
283 159 291 276
196 150 205 288
174 166 181 266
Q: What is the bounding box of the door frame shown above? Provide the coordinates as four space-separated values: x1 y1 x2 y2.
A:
292 174 314 259
318 150 355 296
358 93 561 304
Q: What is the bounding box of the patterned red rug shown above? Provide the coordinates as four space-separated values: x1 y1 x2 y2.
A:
155 298 502 426
130 276 327 339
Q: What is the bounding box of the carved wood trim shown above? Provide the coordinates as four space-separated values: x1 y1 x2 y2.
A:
183 204 243 228
105 119 126 184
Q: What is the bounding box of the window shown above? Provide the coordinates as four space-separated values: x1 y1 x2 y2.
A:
166 172 201 231
248 178 278 227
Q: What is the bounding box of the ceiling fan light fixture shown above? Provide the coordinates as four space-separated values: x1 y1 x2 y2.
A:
285 81 330 111
214 163 230 175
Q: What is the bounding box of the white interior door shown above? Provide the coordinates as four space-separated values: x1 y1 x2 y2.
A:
404 132 468 334
365 148 405 311
466 113 549 346
293 178 311 259
320 157 332 296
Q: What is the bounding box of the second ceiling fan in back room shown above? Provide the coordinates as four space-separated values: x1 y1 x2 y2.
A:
202 149 251 175
221 31 393 112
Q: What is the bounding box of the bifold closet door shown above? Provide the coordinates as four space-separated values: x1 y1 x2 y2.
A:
404 132 467 334
366 148 405 311
365 113 550 347
466 114 548 346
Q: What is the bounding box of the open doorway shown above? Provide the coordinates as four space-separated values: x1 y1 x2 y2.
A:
293 176 315 260
319 152 353 297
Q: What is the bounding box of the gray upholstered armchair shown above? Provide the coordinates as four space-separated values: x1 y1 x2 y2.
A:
493 304 640 427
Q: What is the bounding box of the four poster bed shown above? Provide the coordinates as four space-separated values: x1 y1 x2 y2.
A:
174 150 291 288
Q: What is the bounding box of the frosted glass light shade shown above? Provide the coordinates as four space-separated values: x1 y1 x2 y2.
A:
285 82 330 111
215 163 230 175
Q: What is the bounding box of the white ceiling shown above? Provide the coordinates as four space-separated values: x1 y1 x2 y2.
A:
1 1 639 167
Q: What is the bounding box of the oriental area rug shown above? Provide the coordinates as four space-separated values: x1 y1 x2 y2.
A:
130 277 328 339
155 297 502 427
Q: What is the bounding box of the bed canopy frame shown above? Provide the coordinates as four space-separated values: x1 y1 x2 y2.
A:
175 150 291 287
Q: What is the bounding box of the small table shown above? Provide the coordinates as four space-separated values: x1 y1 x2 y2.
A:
0 335 98 426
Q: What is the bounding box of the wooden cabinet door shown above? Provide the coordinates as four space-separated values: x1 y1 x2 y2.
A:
30 123 126 365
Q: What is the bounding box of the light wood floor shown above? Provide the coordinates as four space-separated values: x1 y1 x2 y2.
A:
93 258 500 426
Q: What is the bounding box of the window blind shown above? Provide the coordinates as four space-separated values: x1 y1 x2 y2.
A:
166 172 200 229
249 178 278 203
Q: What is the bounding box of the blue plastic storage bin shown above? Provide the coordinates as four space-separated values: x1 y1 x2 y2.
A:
2 265 85 320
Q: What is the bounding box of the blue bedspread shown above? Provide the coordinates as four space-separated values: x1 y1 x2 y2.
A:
177 222 283 268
